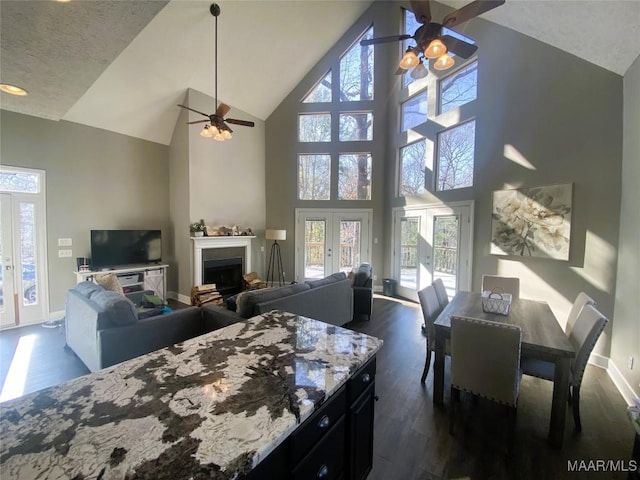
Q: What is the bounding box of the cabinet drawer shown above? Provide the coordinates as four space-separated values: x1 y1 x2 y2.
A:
348 358 376 403
292 415 345 480
291 386 346 465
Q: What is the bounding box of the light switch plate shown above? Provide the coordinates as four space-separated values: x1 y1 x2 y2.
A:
58 238 72 246
58 249 72 258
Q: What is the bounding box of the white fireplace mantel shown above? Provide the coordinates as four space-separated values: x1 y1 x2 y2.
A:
192 236 255 286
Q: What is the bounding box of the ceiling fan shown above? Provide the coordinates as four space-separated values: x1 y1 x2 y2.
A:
177 4 254 141
361 0 505 78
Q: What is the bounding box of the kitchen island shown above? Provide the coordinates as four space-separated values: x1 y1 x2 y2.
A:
0 311 382 479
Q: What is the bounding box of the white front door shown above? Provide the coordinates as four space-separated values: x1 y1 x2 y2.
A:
0 167 49 328
393 202 473 301
295 209 372 282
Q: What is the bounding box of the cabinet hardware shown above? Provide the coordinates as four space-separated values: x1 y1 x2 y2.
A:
317 464 329 478
317 415 330 429
361 373 371 383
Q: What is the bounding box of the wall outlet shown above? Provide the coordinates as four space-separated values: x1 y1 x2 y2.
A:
58 238 72 246
58 249 72 258
629 356 634 370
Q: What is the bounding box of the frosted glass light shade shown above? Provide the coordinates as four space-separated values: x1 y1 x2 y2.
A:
424 39 447 59
266 229 286 241
434 53 455 70
399 50 420 70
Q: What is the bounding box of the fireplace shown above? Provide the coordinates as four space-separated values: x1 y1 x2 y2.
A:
203 257 243 297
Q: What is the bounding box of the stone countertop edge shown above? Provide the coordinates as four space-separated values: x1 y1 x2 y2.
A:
0 310 383 480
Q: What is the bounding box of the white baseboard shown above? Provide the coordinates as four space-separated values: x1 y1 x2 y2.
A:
589 352 609 370
168 291 191 305
373 285 383 293
49 310 65 321
607 358 639 406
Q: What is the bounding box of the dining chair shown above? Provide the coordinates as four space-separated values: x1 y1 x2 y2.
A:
520 304 608 432
481 275 520 299
449 315 522 453
432 277 449 311
418 284 442 383
565 292 596 336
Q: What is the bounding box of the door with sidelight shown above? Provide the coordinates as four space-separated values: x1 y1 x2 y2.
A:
295 209 372 282
0 167 49 328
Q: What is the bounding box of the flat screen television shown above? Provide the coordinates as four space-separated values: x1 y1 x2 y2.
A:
90 230 161 270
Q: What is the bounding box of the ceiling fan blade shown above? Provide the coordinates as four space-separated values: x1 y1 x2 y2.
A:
225 118 255 127
177 104 210 118
216 103 231 117
361 34 411 46
410 0 431 24
442 0 505 28
187 120 209 125
441 35 478 59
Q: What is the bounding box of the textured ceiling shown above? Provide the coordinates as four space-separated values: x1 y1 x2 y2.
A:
1 1 639 145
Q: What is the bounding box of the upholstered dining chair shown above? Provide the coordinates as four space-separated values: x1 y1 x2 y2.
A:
418 285 442 383
449 316 522 454
565 292 596 336
481 275 520 299
520 304 608 432
432 278 449 311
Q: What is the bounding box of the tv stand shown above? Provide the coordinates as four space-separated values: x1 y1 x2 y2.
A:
75 264 168 300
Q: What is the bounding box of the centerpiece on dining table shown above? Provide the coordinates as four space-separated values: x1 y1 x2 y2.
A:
481 290 512 315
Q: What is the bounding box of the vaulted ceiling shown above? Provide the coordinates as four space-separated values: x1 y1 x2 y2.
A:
1 0 639 145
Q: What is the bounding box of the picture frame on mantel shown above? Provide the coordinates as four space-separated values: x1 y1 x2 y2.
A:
490 183 573 260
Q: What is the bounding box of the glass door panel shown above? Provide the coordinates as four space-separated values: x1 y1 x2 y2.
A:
338 220 361 274
431 215 459 301
19 202 38 306
304 220 327 279
0 193 17 326
399 217 420 290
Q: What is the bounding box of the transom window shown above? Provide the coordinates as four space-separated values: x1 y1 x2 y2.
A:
0 168 40 194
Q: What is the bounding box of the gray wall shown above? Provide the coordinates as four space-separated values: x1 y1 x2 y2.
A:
0 110 170 312
266 1 624 358
611 55 640 399
169 88 266 299
266 1 392 283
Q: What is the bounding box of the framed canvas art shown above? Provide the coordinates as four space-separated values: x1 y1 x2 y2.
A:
491 183 572 260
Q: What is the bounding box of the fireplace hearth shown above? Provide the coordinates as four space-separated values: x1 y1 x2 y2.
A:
203 257 243 297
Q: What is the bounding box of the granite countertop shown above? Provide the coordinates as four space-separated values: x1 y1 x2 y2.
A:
0 311 382 479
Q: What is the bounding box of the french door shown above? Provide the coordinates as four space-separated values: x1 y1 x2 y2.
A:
392 202 473 302
0 167 49 328
295 209 372 282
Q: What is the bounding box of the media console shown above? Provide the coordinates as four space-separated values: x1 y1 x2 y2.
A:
74 264 168 300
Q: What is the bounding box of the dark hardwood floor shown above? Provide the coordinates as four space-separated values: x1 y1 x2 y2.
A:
0 295 634 479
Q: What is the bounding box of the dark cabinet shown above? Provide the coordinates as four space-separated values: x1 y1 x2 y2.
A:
240 356 377 480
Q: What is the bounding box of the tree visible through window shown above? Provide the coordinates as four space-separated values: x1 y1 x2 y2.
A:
339 113 373 141
298 114 331 142
303 71 332 103
402 91 427 132
340 26 374 102
437 120 476 191
338 154 371 200
299 155 331 200
400 140 426 196
439 61 477 114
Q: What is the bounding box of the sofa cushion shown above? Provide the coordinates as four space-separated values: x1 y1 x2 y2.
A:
306 271 347 289
91 290 138 326
236 283 310 318
353 264 372 287
95 273 124 296
74 281 103 298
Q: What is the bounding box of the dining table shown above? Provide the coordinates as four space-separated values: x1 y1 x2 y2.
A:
433 291 575 447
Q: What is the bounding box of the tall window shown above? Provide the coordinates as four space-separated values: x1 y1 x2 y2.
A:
397 7 478 196
298 26 375 201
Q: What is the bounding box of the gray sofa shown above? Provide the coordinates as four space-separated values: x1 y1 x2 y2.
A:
65 282 223 372
204 272 354 328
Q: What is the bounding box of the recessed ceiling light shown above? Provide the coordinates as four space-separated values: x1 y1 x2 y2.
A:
0 84 28 96
56 0 71 2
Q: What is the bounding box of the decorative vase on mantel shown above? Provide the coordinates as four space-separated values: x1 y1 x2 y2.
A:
194 231 204 237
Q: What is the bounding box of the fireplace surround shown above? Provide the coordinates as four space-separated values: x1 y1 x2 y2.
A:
192 236 254 287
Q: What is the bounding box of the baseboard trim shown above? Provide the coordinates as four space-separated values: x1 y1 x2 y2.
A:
589 352 609 370
168 291 191 305
373 285 383 293
49 310 65 321
608 358 638 406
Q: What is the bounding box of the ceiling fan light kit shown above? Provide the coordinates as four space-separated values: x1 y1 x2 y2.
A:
362 0 505 77
178 3 255 142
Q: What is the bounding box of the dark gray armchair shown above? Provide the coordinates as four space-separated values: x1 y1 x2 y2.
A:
352 263 373 320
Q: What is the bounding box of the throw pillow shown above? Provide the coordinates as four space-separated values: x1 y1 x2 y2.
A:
306 271 347 289
142 293 164 307
236 283 310 318
95 273 124 296
91 290 138 326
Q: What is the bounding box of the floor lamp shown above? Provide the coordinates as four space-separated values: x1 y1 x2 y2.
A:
265 229 286 287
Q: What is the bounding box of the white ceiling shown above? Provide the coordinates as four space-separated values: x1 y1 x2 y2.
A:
1 0 639 146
